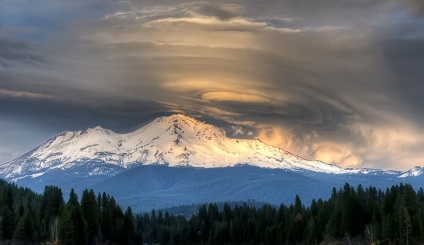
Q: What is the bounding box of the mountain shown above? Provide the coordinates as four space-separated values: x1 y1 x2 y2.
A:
0 114 423 211
0 114 359 180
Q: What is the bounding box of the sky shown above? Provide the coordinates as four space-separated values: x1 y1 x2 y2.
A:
0 0 423 170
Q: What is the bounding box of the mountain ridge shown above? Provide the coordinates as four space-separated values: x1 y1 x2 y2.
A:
0 114 421 181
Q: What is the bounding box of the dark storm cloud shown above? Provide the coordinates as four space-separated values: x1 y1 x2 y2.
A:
0 96 168 133
381 37 424 117
0 38 43 67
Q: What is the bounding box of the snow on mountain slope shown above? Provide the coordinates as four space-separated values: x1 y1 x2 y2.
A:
399 166 424 178
0 114 419 180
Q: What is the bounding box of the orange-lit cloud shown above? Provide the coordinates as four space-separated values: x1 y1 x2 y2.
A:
162 80 234 93
257 125 363 168
311 143 362 168
255 117 424 170
202 106 240 116
257 126 295 150
201 91 270 103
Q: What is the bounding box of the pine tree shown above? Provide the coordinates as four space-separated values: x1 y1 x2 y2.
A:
292 195 304 243
400 205 412 245
305 216 317 244
81 189 99 242
14 207 33 242
39 185 64 242
381 215 392 242
0 185 14 240
0 205 14 240
122 206 135 245
59 189 88 245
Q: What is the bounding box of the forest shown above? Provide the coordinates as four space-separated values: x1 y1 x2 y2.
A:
0 178 423 244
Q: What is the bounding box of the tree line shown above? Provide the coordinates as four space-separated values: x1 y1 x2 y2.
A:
0 178 424 244
0 179 138 244
137 183 424 244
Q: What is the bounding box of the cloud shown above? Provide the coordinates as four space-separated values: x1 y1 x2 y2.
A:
202 106 240 117
195 3 242 20
0 89 53 99
0 38 43 67
256 124 364 168
312 143 362 168
345 121 424 169
201 92 270 103
0 147 21 164
403 0 424 17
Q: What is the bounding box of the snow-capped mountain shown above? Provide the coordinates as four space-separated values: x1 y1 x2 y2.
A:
0 114 354 180
0 114 421 181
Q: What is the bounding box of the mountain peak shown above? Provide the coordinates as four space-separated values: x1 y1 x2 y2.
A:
85 125 114 134
136 114 226 140
153 114 203 129
166 113 199 121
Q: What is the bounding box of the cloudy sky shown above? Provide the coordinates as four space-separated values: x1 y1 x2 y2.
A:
0 0 423 170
